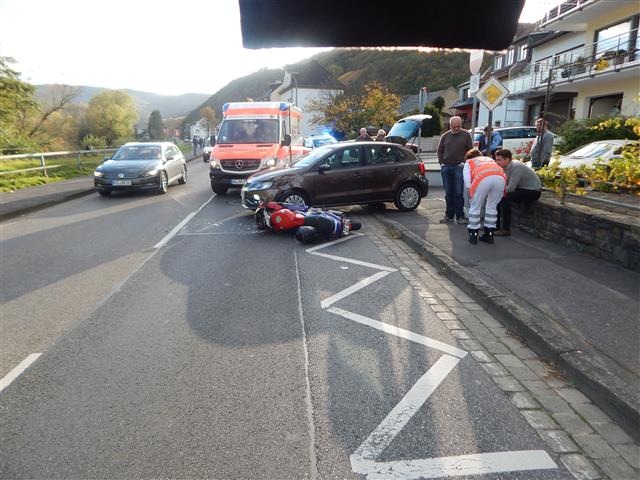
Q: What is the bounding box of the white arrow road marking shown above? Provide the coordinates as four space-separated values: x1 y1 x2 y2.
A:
308 230 558 478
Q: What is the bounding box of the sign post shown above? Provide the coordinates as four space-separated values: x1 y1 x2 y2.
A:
475 76 509 153
468 50 484 135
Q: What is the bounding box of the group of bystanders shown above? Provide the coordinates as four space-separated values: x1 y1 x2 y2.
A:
437 116 543 244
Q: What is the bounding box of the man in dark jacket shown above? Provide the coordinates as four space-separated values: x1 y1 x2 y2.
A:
437 116 473 224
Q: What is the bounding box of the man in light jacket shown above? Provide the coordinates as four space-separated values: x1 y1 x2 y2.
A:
529 118 554 169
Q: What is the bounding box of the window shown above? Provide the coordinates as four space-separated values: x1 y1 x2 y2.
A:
518 44 528 61
589 94 622 118
321 147 361 169
366 145 399 165
507 49 514 65
495 55 503 69
595 20 632 58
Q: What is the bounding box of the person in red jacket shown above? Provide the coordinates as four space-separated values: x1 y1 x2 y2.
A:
463 149 506 244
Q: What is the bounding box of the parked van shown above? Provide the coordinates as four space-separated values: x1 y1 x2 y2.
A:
209 102 309 195
472 126 558 160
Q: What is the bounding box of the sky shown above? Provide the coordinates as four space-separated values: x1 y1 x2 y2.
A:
0 0 564 96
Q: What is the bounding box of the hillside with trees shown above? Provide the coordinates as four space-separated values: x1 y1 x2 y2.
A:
183 48 491 130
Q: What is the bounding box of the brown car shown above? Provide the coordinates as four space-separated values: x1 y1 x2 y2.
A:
240 141 428 210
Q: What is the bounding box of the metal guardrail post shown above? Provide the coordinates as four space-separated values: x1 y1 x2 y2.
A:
76 153 82 170
40 154 48 177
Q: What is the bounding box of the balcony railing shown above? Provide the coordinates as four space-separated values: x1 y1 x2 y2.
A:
538 0 595 27
506 27 639 95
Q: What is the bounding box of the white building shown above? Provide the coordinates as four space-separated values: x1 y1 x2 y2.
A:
270 60 344 137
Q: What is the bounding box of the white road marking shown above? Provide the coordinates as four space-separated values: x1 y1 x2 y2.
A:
294 249 319 480
320 270 391 309
353 450 557 480
306 230 559 479
327 307 467 358
305 233 364 253
154 195 214 248
0 353 41 393
352 354 461 462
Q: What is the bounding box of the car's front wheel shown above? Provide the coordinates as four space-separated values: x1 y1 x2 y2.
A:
277 190 309 206
394 184 421 211
158 171 168 194
178 165 187 184
211 180 228 195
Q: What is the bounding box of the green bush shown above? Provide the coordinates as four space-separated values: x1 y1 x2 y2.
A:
556 116 639 154
80 134 107 150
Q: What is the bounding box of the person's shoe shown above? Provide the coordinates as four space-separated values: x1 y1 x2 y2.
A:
468 228 479 244
494 229 511 236
439 217 453 224
479 228 495 244
456 217 468 225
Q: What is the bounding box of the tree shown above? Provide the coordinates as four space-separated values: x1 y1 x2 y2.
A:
423 104 443 136
28 84 80 138
432 95 445 112
84 90 138 146
308 81 400 138
0 56 38 152
199 106 217 135
148 110 164 140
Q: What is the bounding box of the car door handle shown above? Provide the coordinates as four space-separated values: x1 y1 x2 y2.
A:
391 167 400 172
353 172 361 176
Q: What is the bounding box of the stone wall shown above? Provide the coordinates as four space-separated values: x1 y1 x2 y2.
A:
512 192 640 271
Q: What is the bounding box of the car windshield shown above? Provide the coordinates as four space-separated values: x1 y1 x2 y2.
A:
387 119 420 139
567 143 614 159
293 145 335 168
217 119 279 144
313 137 336 147
112 146 161 161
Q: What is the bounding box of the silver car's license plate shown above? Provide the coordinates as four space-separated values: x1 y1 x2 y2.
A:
112 180 132 186
231 179 246 185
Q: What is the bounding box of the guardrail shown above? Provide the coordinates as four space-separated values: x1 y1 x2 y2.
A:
0 148 117 177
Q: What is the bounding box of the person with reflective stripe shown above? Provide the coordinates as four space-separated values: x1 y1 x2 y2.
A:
463 149 506 244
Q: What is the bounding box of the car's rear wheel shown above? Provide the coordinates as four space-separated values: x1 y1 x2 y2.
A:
98 190 111 197
211 180 228 195
394 184 421 211
178 165 187 184
158 171 168 194
277 190 309 206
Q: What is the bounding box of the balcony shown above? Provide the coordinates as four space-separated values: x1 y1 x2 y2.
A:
506 27 639 96
537 0 611 31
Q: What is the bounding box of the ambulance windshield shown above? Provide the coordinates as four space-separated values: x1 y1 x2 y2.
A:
217 119 279 144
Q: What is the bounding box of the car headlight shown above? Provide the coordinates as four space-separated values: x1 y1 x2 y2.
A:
93 170 104 177
209 158 220 168
265 155 278 168
247 181 273 190
145 168 159 176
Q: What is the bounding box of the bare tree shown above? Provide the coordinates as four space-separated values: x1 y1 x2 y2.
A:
29 84 80 137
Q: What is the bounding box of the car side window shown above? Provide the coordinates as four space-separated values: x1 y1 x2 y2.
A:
366 145 398 165
526 128 538 138
500 129 515 139
321 147 361 169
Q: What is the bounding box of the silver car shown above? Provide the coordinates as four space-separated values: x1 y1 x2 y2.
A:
94 142 187 196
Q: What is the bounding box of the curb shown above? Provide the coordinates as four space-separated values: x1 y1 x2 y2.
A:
0 154 202 223
375 214 640 442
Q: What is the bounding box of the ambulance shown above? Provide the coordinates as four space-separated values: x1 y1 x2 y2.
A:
208 102 309 195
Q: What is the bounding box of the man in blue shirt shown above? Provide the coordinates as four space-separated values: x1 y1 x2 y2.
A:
478 126 502 158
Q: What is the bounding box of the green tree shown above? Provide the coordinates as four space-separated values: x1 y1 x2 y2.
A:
422 104 442 136
432 96 445 112
308 81 399 137
84 90 138 145
0 56 38 152
148 110 164 140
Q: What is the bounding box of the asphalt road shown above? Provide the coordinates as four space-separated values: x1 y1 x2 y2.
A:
1 161 572 479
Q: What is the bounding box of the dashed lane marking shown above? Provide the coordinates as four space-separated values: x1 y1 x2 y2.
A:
0 353 42 393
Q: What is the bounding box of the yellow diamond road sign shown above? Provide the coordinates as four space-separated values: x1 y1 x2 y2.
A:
477 77 509 111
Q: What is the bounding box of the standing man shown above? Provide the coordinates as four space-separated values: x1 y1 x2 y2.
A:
192 136 199 156
356 127 372 141
529 118 554 169
494 148 542 236
437 116 472 224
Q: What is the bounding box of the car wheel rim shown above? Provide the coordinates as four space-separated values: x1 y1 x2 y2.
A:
401 187 419 208
162 173 168 191
285 194 306 206
182 167 187 182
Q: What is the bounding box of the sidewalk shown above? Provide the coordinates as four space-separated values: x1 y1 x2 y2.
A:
374 187 639 441
0 153 202 222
